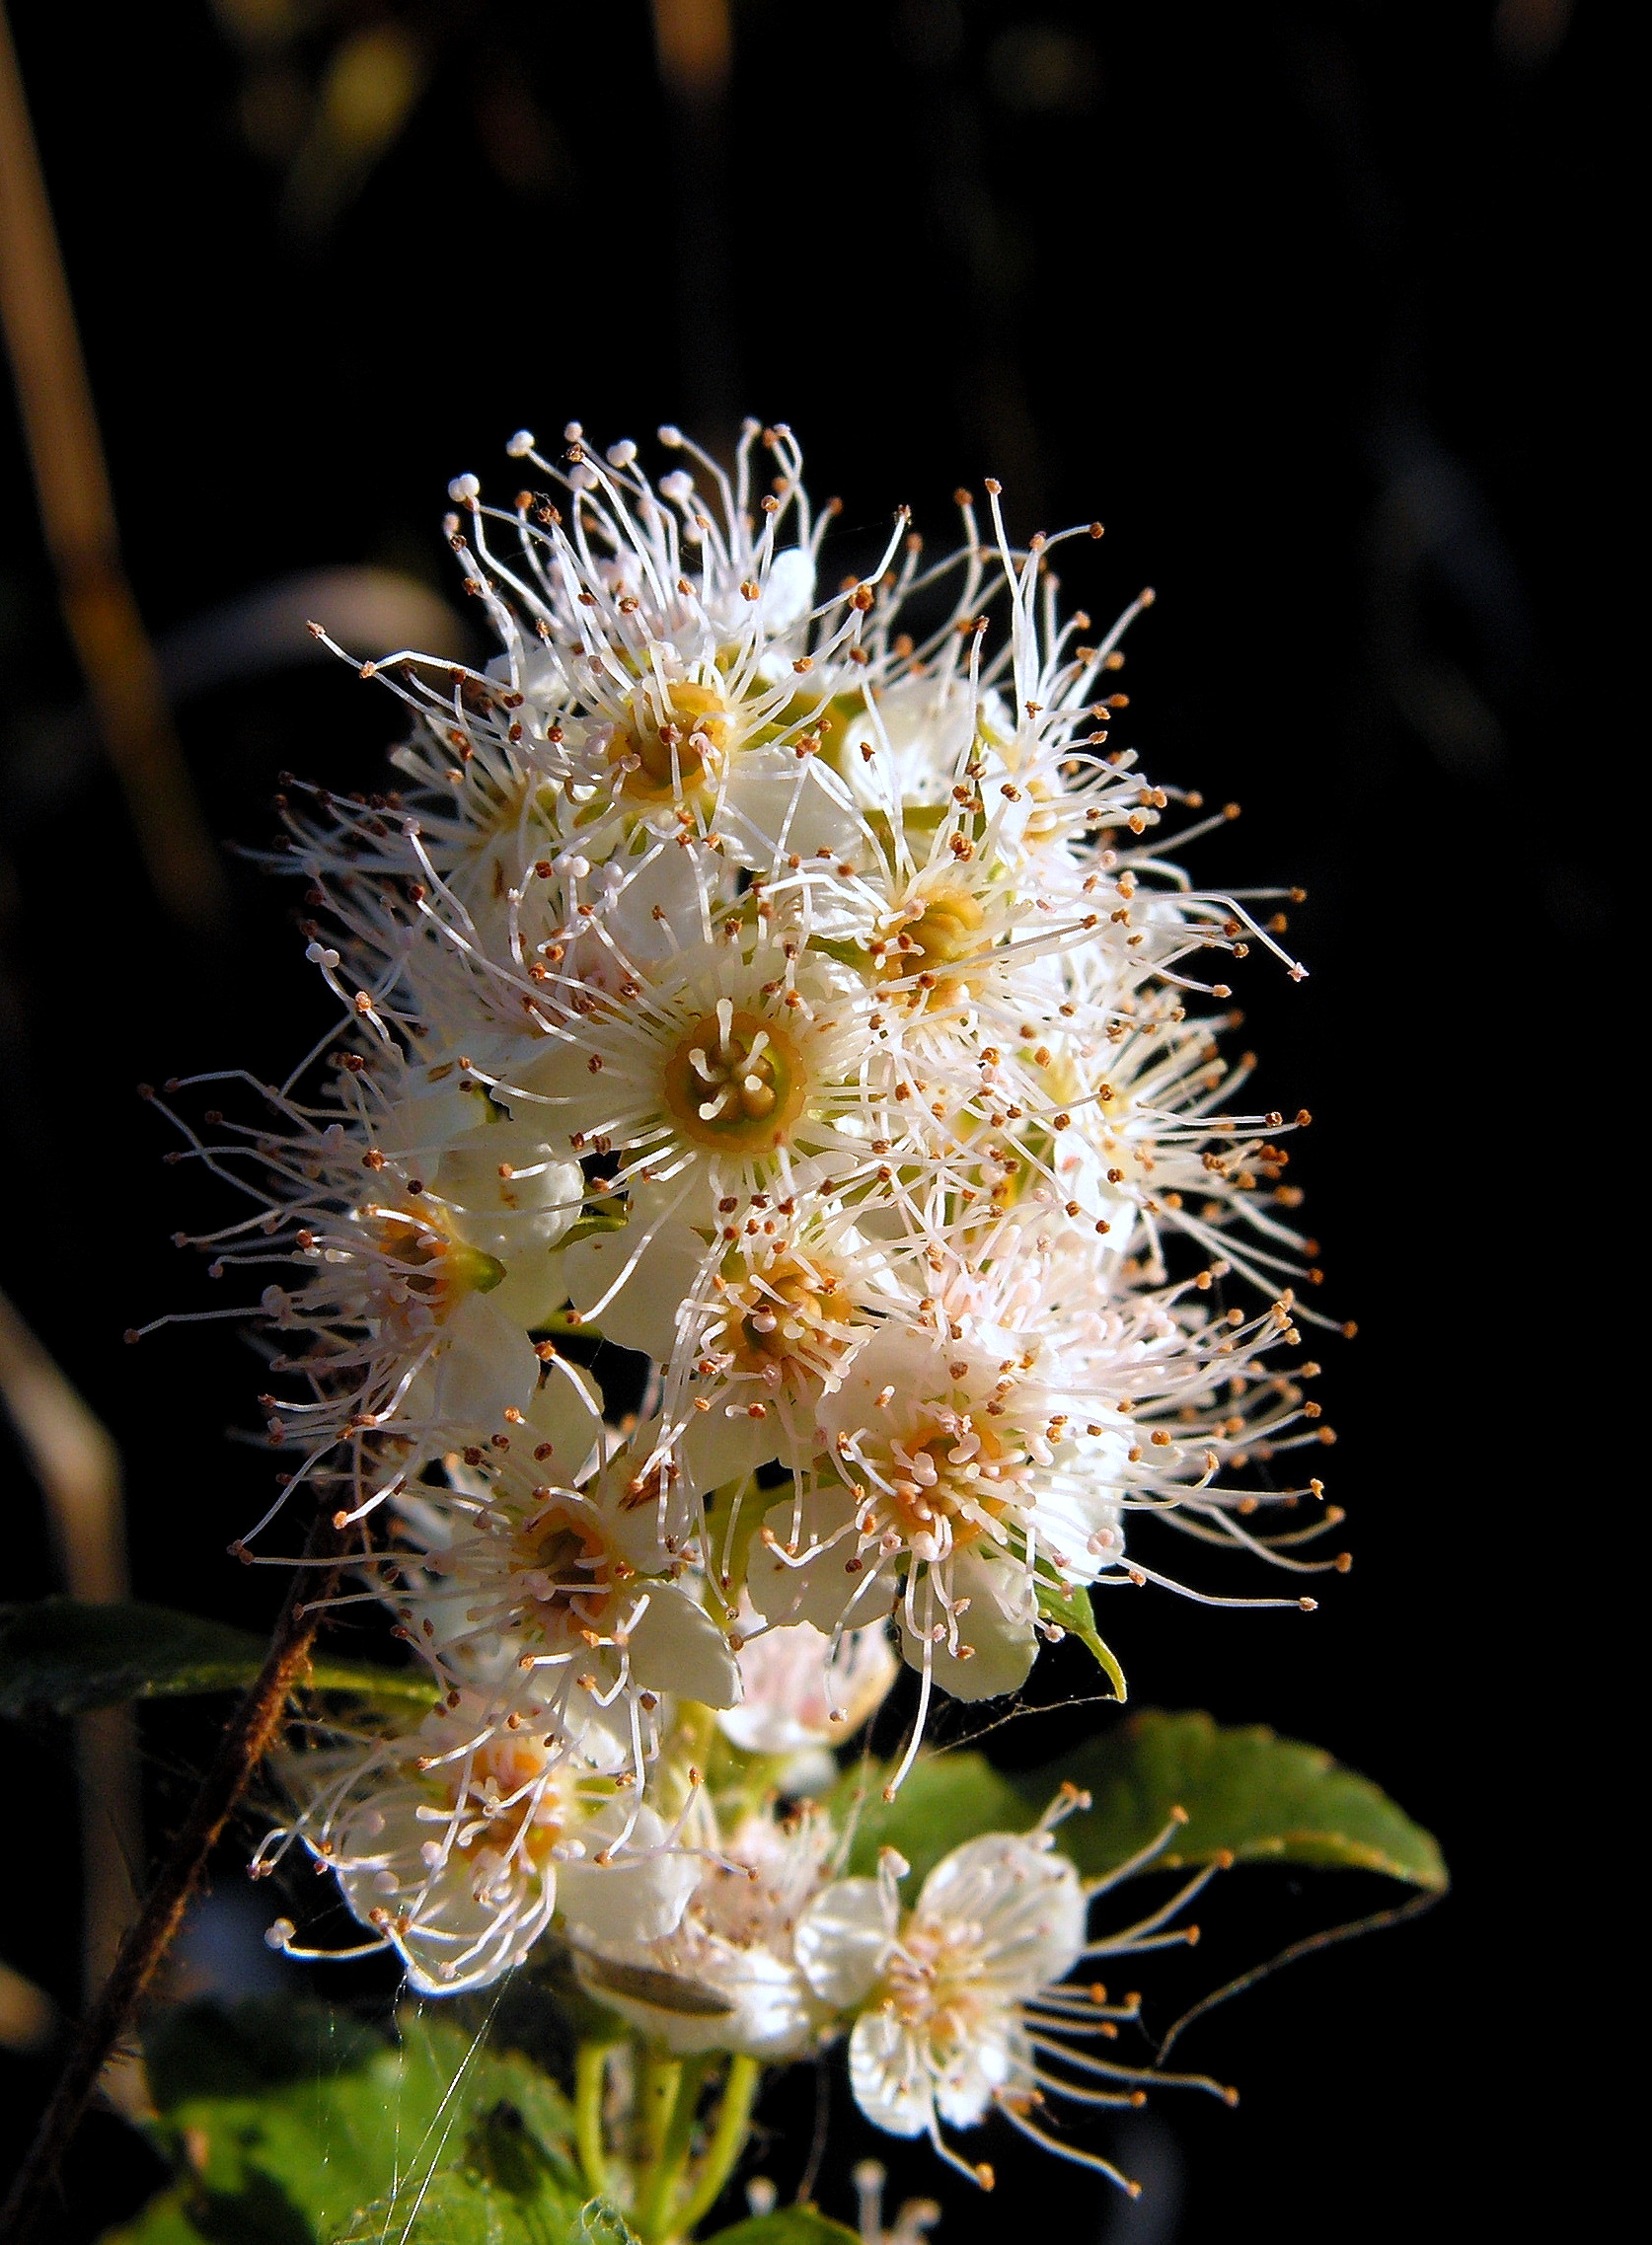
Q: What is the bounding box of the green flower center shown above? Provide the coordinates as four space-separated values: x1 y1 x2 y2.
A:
662 1001 806 1153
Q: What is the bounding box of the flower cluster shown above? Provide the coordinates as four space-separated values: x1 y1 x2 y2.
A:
158 420 1342 2187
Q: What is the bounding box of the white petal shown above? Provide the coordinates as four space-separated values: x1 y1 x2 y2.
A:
521 1361 604 1485
486 1244 569 1332
848 2010 931 2138
747 1490 868 1633
562 1221 709 1362
934 2021 1015 2129
899 1549 1036 1703
679 1402 778 1500
757 548 815 633
438 1119 583 1249
627 1587 741 1710
432 1292 541 1435
794 1877 896 2008
916 1835 1086 1994
557 1806 698 1944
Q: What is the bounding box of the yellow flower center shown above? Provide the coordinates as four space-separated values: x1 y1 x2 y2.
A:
662 1000 806 1154
717 1252 855 1396
609 679 731 800
877 883 986 1007
510 1502 621 1637
451 1738 564 1867
879 1419 1014 1553
881 1917 988 2044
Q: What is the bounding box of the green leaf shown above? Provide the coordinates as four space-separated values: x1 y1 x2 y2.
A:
0 1599 436 1720
105 1999 591 2245
556 1208 629 1251
333 2132 601 2245
704 2212 859 2245
1034 1578 1127 1700
829 1750 1028 1892
1026 1709 1448 1890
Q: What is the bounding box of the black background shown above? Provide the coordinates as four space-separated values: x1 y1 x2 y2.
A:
0 2 1615 2238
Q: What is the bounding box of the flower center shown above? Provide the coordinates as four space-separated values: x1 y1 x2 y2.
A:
876 884 986 1006
451 1740 564 1867
878 1418 1017 1554
609 680 731 799
662 1000 806 1154
719 1253 854 1393
510 1503 623 1638
881 1919 987 2044
368 1213 504 1324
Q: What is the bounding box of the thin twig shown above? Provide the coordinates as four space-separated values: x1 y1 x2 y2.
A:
650 0 730 98
0 1513 341 2244
0 2 227 932
1155 1887 1445 2064
794 2050 830 2208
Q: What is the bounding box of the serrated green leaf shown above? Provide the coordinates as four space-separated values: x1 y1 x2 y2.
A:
829 1751 1028 1891
704 2211 859 2245
0 1599 436 1719
102 1999 583 2245
1034 1578 1127 1699
1026 1709 1447 1890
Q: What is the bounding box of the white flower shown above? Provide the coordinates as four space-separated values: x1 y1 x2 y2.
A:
717 1609 897 1776
386 1401 743 1771
793 1802 1232 2192
665 1204 903 1498
573 1803 836 2059
745 1307 1110 1720
794 1833 1084 2186
744 1229 1338 1791
155 1068 555 1534
263 1694 697 1995
503 927 877 1255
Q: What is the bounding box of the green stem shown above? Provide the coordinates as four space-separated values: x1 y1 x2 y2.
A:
634 2054 709 2242
574 2039 614 2200
670 2055 761 2240
637 2045 684 2173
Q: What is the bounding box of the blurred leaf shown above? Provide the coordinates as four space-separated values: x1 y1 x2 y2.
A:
829 1750 1027 1891
1026 1710 1448 1890
281 24 428 237
704 2213 859 2245
106 1999 586 2245
0 1598 436 1718
1034 1577 1127 1699
333 2124 596 2244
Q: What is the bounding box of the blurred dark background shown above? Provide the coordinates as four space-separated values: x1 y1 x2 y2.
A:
0 1 1614 2238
